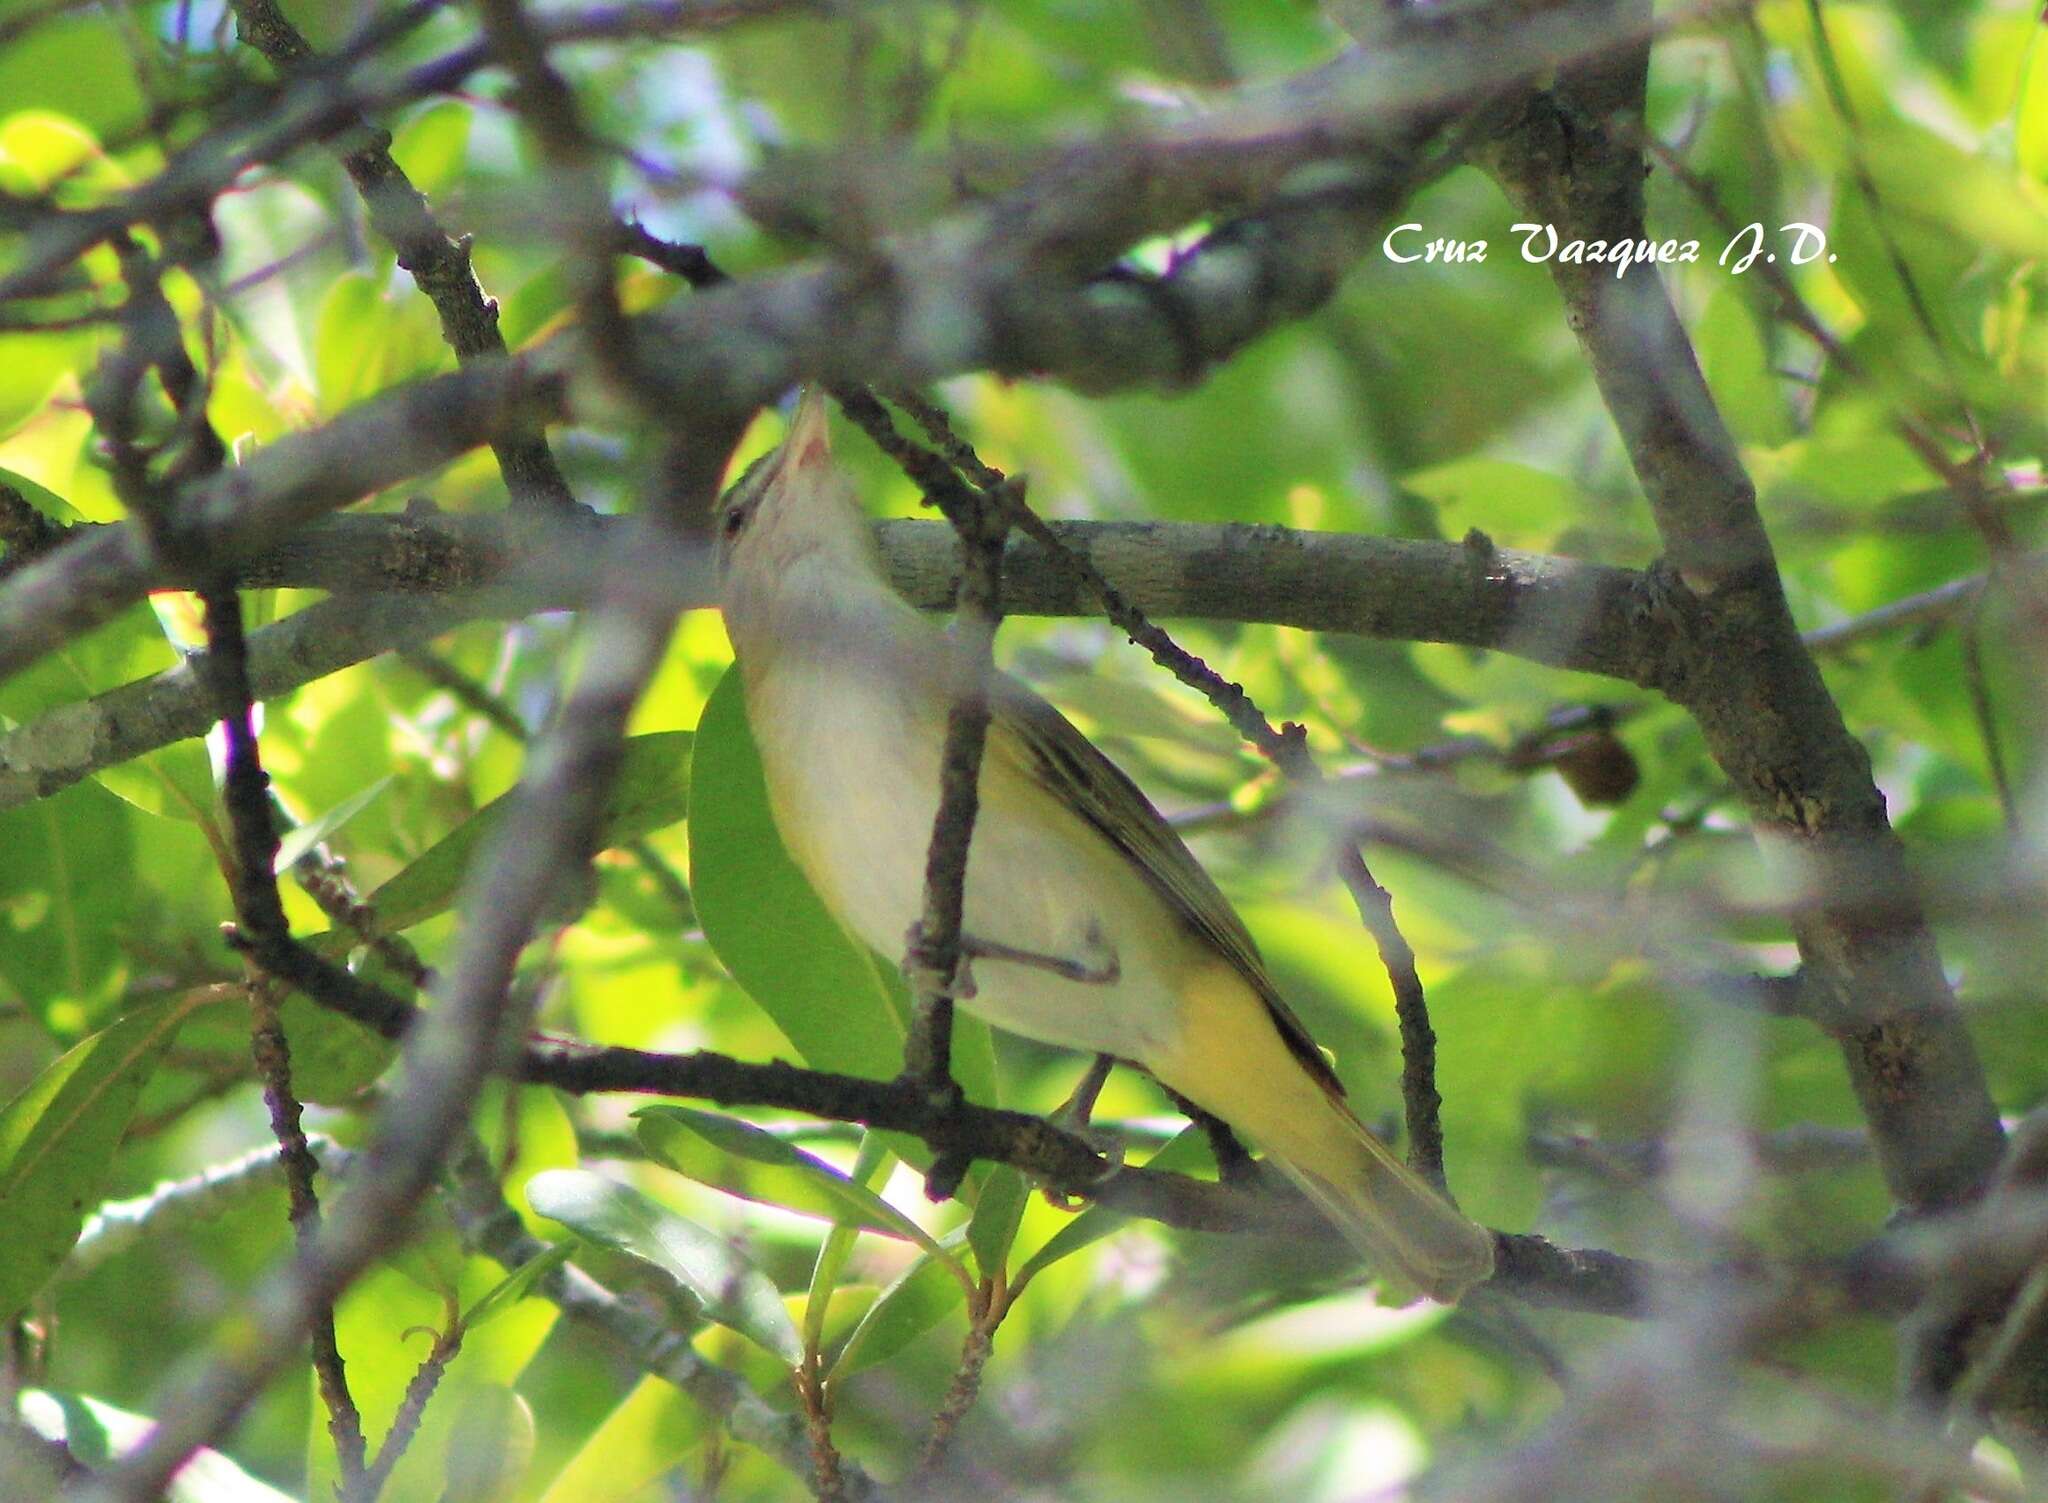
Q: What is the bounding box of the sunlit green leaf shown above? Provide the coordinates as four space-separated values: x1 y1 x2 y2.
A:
636 1106 965 1286
274 776 393 872
533 1375 708 1503
0 1000 187 1322
462 1241 575 1332
967 1163 1029 1280
804 1130 890 1355
527 1167 803 1365
442 1384 536 1503
370 732 692 933
829 1249 968 1378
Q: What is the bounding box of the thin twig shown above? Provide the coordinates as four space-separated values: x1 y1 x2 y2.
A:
207 590 370 1496
249 990 370 1494
1337 846 1446 1191
63 1136 352 1281
1959 607 2020 833
227 0 579 515
294 846 433 991
915 1287 1006 1482
360 1321 463 1500
793 1357 848 1503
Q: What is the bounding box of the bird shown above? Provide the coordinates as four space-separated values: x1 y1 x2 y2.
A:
713 389 1495 1303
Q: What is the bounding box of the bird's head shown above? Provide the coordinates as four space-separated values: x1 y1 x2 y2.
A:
716 388 890 650
716 388 867 577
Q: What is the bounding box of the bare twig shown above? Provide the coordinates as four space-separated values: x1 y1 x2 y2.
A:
249 983 371 1495
359 1322 463 1500
228 0 579 515
915 1289 1006 1481
201 583 370 1496
66 1138 354 1283
793 1357 848 1503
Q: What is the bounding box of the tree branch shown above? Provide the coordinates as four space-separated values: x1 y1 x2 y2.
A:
0 518 1661 812
87 436 743 1503
1487 46 2003 1216
0 0 1573 687
228 0 580 515
0 359 560 686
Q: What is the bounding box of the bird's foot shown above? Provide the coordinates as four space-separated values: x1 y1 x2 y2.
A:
901 921 978 1000
1041 1054 1125 1208
959 922 1121 987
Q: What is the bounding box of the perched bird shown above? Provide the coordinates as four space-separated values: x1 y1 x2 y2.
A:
715 391 1495 1302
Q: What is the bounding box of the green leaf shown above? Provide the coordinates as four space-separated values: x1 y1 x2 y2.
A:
370 731 692 933
1698 284 1794 447
274 776 392 873
89 740 217 827
1013 1127 1212 1290
0 1001 187 1322
390 101 473 196
0 327 95 439
829 1250 968 1378
967 1164 1029 1281
461 1240 576 1332
308 1260 555 1503
384 1195 467 1302
1401 457 1578 552
275 987 398 1106
442 1384 536 1503
687 669 904 1079
534 1376 706 1503
0 781 136 1030
19 1390 296 1502
312 270 451 415
636 1107 966 1287
526 1168 803 1365
804 1131 890 1355
0 22 142 134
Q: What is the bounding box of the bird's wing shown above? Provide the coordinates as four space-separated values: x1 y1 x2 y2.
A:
989 673 1344 1095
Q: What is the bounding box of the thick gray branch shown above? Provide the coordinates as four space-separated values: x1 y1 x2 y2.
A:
0 0 1585 689
0 361 556 685
0 518 1659 812
1489 62 2002 1212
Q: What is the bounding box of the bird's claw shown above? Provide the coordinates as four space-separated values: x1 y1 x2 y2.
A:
1040 1128 1127 1210
901 921 978 999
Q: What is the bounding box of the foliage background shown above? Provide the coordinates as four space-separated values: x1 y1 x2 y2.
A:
0 0 2043 1499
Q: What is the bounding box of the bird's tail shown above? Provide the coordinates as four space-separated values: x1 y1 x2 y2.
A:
1153 966 1495 1304
1263 1089 1496 1304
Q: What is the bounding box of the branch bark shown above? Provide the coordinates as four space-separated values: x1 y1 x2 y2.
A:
229 0 579 515
0 517 1660 811
1486 44 2003 1214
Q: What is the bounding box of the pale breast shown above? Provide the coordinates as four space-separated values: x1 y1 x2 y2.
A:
743 654 1184 1065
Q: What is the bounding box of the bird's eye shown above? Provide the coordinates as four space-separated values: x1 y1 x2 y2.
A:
722 504 750 538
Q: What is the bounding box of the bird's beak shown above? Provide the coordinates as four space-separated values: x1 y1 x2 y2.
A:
781 387 832 477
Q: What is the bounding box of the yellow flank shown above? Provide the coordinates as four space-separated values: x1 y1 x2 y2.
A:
1150 960 1496 1304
